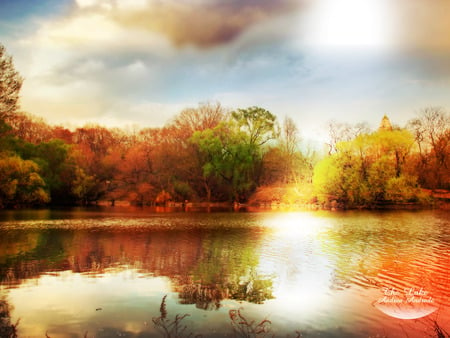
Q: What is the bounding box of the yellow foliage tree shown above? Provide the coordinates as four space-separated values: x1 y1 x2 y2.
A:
313 125 424 208
0 154 49 207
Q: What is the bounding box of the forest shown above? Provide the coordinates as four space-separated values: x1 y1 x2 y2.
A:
1 44 449 209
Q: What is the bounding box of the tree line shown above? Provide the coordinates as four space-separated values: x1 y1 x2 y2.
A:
0 43 449 209
315 112 449 208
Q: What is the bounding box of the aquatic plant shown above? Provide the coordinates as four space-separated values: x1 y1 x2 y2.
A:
0 299 19 338
229 308 273 338
152 295 200 338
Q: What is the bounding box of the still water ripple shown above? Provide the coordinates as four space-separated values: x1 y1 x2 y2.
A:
0 208 449 337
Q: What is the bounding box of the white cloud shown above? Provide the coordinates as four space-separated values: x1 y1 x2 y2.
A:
124 60 147 74
75 0 100 8
22 10 173 56
12 4 182 127
78 59 105 74
116 0 149 10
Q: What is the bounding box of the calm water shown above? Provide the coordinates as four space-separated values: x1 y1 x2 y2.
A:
0 208 449 338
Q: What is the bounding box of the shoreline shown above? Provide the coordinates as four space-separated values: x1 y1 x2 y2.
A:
2 200 448 212
1 186 449 211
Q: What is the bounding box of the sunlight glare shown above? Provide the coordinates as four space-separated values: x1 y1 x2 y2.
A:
265 212 328 238
303 0 392 50
259 213 335 315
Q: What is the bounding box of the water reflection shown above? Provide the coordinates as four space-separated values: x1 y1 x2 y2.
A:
256 211 450 334
0 297 19 338
0 209 449 337
315 211 450 311
0 226 274 310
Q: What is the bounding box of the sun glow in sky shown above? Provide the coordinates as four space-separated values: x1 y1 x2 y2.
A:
304 0 392 50
1 0 450 141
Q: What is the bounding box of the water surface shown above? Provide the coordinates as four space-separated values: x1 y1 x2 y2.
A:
0 208 449 337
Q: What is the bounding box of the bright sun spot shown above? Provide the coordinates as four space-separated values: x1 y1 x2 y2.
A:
265 212 328 238
303 0 392 50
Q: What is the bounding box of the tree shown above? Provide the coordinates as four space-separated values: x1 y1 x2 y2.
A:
171 101 226 141
191 123 256 202
169 103 226 201
72 124 115 159
313 125 422 208
115 142 156 205
281 117 299 156
260 117 310 185
407 107 450 189
32 139 76 203
326 120 370 155
231 106 278 146
191 108 279 202
0 154 49 208
72 167 101 206
232 107 279 187
313 149 370 207
0 44 23 122
369 129 415 177
69 124 121 204
5 111 53 143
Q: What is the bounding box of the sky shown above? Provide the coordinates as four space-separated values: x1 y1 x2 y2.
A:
1 0 450 142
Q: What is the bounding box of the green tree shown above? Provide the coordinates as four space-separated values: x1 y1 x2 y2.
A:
6 138 80 205
191 107 278 202
191 123 256 202
231 106 278 146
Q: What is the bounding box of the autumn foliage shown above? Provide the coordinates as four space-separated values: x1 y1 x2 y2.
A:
0 43 449 209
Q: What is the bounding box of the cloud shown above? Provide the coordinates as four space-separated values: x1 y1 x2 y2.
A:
5 0 450 136
20 71 186 128
24 12 173 55
72 0 304 48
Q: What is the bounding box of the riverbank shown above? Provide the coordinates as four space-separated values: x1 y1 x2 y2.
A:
247 184 450 211
2 185 448 212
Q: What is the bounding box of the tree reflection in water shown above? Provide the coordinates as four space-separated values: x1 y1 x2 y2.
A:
1 211 449 337
0 297 19 338
0 227 274 327
178 272 273 310
175 231 274 310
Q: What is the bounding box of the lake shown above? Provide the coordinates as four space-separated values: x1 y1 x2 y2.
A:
0 208 449 337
